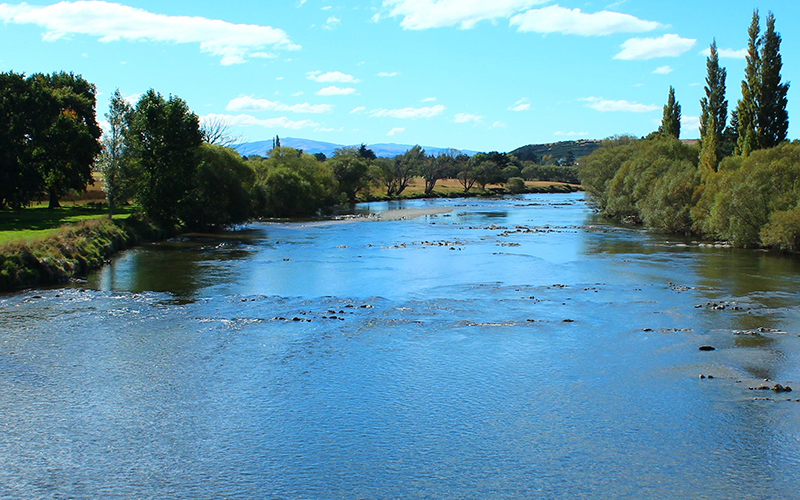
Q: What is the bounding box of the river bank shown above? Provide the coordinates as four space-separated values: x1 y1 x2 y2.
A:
0 217 174 292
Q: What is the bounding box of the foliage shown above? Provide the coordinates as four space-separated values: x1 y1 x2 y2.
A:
697 143 800 247
659 86 681 139
509 140 601 164
125 89 203 226
506 177 526 193
329 147 370 203
578 135 639 209
251 147 337 217
0 71 102 209
183 144 254 229
699 40 728 173
758 12 789 149
98 89 132 217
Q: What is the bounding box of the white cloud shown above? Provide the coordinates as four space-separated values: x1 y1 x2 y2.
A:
370 104 446 119
509 98 530 111
226 96 332 114
0 1 299 65
580 96 658 113
681 115 700 131
422 97 437 102
307 70 359 83
387 127 405 136
554 130 588 136
615 34 696 60
377 71 399 77
652 65 673 75
454 113 482 124
510 5 660 36
383 0 548 30
317 86 357 96
350 106 366 114
699 47 748 59
323 16 341 30
491 121 507 129
251 52 277 59
202 113 319 130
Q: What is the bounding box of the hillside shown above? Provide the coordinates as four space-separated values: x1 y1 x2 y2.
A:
510 140 602 163
236 138 477 158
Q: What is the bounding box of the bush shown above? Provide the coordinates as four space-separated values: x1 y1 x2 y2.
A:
506 177 526 193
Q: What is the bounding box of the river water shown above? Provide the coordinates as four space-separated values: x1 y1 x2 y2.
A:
1 193 799 499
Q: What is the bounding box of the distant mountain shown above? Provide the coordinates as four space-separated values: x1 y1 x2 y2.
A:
235 137 477 158
510 140 602 163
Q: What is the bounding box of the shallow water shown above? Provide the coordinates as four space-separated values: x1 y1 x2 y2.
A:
1 193 799 499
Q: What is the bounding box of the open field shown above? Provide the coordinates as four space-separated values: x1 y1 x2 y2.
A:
375 178 580 197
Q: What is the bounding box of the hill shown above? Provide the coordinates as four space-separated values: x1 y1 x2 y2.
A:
235 138 477 158
510 140 602 163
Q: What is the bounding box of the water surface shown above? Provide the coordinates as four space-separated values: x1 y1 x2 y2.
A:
1 193 799 499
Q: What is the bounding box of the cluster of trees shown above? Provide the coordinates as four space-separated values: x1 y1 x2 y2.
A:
581 11 797 250
0 71 102 209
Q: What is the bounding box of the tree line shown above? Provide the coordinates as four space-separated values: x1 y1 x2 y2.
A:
581 11 798 250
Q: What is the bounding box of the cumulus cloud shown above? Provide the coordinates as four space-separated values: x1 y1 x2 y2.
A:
350 106 366 114
377 71 399 77
681 115 700 131
422 97 437 102
307 70 359 83
387 127 406 136
491 121 507 129
202 113 319 130
226 96 332 114
323 16 341 30
579 96 658 113
699 47 748 59
383 0 548 30
554 130 588 136
510 5 660 36
652 65 673 75
317 86 356 96
453 113 482 124
370 104 446 119
0 1 299 65
509 98 531 112
614 34 696 60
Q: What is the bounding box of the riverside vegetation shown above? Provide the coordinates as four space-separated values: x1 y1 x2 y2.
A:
580 10 797 251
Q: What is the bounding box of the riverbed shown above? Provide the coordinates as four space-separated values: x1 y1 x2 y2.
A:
1 193 799 499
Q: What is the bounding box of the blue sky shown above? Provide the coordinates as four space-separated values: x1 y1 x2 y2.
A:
1 0 798 152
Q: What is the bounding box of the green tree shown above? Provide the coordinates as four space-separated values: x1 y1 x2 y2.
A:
125 89 203 226
735 10 761 156
31 72 102 209
329 147 370 203
98 89 132 217
251 147 336 217
758 12 789 148
183 144 254 229
659 86 681 139
0 71 40 209
699 40 728 173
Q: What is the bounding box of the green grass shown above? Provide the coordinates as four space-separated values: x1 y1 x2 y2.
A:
0 204 134 244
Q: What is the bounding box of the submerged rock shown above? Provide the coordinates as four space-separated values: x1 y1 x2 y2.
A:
698 345 716 351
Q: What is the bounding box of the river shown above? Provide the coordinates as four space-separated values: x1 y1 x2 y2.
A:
1 193 799 499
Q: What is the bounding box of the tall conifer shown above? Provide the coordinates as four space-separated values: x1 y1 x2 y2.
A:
660 86 681 139
758 12 789 148
699 40 727 172
735 10 761 156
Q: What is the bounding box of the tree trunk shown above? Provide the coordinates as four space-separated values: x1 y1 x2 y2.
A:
48 189 61 209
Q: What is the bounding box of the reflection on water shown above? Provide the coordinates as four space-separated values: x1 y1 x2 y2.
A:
1 193 800 499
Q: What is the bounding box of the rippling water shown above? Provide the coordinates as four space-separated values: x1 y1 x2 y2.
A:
2 193 800 499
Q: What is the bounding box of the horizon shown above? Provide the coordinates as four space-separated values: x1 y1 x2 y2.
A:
1 1 797 151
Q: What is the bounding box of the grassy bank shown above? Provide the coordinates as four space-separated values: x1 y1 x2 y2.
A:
364 179 582 201
0 216 173 292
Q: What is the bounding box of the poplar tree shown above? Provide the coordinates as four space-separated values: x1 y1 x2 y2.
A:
98 89 131 217
699 40 727 172
659 86 681 139
758 12 789 148
735 10 761 156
